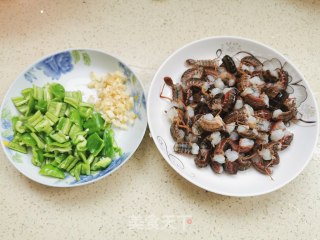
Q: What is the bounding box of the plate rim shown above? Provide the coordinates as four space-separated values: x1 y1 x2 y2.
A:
0 48 148 187
147 35 320 197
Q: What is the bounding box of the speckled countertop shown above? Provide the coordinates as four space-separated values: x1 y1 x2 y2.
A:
1 0 320 239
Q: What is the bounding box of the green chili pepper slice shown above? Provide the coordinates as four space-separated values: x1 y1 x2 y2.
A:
39 164 65 179
87 133 105 156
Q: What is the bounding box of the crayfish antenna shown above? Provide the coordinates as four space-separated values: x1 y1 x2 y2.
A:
160 83 172 101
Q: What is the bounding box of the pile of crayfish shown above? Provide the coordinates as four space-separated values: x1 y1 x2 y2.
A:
161 52 297 175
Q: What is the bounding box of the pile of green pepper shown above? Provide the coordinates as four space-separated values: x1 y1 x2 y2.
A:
8 83 122 180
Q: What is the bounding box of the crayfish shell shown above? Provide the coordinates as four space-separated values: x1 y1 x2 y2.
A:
223 160 239 174
198 114 225 132
243 93 269 110
195 149 210 168
170 123 185 143
222 88 238 112
210 160 223 174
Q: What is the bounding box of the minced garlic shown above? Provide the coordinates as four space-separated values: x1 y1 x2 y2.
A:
88 71 136 129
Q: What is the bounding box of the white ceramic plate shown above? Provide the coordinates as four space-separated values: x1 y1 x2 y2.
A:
0 49 147 187
148 36 319 197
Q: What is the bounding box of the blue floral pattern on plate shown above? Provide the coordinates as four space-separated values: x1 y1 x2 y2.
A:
119 61 131 79
24 68 37 83
36 51 73 80
118 61 146 119
1 105 13 141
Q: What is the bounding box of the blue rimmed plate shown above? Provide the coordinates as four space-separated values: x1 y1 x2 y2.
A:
0 49 147 187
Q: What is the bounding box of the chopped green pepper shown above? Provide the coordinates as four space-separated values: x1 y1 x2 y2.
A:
46 141 72 153
25 123 36 132
33 85 44 100
87 155 95 164
84 112 105 134
56 117 71 135
43 153 55 158
91 157 112 171
70 109 83 126
43 84 53 102
51 154 66 167
35 100 47 113
58 155 76 170
80 161 90 175
69 124 84 140
21 88 33 98
79 106 93 119
102 128 114 157
44 135 54 145
64 91 81 109
50 83 65 100
44 116 55 126
76 138 87 152
34 118 53 134
16 104 29 114
87 133 105 156
45 112 59 124
8 83 122 181
47 102 65 117
30 133 45 149
39 164 65 179
49 132 69 143
79 102 94 108
66 157 79 172
11 96 28 107
27 110 43 127
26 96 35 116
21 133 37 147
7 142 27 154
73 163 82 181
15 120 26 133
78 151 87 162
31 147 44 167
